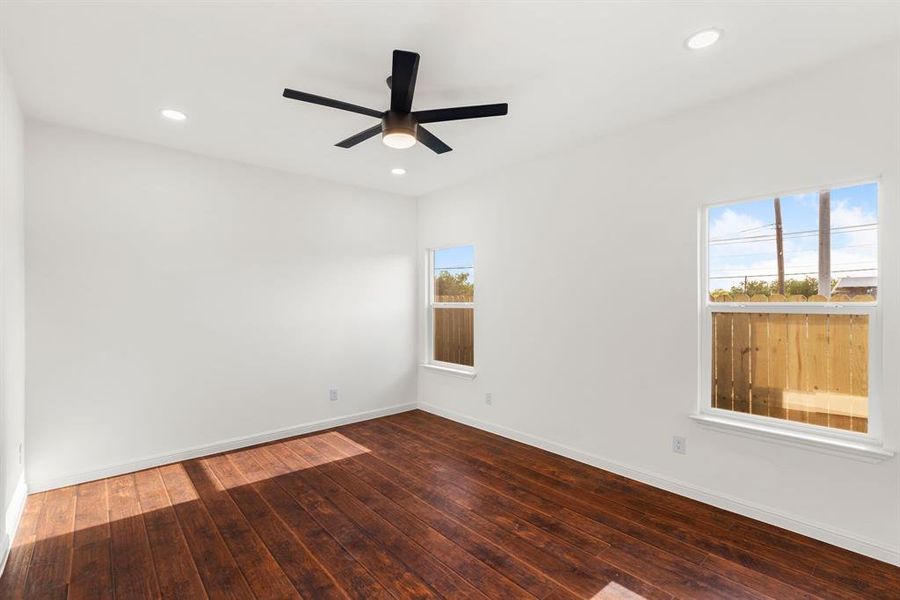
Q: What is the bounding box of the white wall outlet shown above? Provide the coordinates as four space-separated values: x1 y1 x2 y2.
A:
329 388 339 402
672 436 686 454
485 392 492 405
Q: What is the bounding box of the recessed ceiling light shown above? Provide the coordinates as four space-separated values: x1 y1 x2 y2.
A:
391 168 406 176
160 108 187 121
685 29 722 50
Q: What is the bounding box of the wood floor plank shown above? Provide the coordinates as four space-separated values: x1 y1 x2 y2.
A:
0 492 46 599
384 415 829 596
304 433 538 600
325 426 616 577
373 417 710 565
287 435 489 599
2 411 896 600
393 411 734 542
23 485 76 598
385 413 872 599
347 420 754 600
205 451 348 599
68 479 113 600
226 445 393 600
385 413 845 600
334 424 674 600
157 463 255 600
397 410 737 530
181 457 301 599
254 441 445 599
108 474 162 599
311 436 569 599
401 412 899 599
365 419 786 600
134 468 209 599
398 408 899 595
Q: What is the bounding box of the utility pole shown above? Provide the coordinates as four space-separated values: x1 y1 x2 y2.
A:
818 190 831 297
774 197 785 295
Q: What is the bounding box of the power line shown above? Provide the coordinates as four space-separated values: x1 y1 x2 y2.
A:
709 267 875 280
737 222 775 233
709 242 876 259
709 223 876 245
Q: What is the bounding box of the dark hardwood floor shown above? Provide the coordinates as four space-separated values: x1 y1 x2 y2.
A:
2 410 898 599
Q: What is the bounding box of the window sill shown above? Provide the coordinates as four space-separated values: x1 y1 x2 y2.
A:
420 364 477 380
690 414 895 463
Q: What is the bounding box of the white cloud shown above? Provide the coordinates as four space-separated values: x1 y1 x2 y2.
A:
708 199 877 291
709 208 768 240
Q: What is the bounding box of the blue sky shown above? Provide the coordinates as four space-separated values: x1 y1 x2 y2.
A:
434 244 475 285
708 182 878 291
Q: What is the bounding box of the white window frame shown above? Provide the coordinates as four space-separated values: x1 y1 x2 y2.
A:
696 180 891 460
425 244 476 376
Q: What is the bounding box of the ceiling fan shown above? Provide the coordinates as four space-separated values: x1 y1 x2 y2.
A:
282 50 508 154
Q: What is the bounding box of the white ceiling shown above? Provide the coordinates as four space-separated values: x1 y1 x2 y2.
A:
2 1 899 197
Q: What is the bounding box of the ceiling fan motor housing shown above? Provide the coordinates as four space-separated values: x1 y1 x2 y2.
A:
382 111 417 138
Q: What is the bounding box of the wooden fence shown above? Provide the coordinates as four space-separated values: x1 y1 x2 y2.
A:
434 295 474 367
712 293 871 433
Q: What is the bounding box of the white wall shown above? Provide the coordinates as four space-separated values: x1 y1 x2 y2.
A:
25 122 417 490
417 45 900 564
0 50 27 564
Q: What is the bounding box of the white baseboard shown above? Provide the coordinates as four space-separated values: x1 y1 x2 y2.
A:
0 473 28 579
417 402 900 567
29 403 416 493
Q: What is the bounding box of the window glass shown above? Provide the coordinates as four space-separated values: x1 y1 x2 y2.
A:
706 183 877 434
430 245 475 368
433 307 474 367
433 245 474 302
708 183 877 300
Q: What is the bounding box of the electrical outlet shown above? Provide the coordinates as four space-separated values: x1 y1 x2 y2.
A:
672 436 686 454
485 393 492 406
329 388 339 402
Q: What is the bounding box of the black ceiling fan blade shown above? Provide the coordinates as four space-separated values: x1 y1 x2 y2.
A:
414 103 508 124
390 50 420 113
335 123 383 148
416 126 452 154
283 88 383 119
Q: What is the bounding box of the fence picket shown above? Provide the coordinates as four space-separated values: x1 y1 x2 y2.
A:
749 295 769 416
713 295 734 411
765 294 788 421
849 295 872 433
731 295 751 413
807 311 829 427
784 295 809 423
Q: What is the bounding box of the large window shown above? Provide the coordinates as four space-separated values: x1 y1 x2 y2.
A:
429 245 474 369
702 182 878 437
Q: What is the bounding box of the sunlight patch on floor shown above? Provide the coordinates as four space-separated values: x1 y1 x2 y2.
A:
213 432 371 486
26 433 374 544
590 581 647 599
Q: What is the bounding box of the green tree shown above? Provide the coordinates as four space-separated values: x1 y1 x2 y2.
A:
783 276 822 297
711 275 838 299
435 271 474 300
728 279 772 297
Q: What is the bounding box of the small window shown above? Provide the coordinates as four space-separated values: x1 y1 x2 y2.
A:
429 245 474 368
703 182 878 435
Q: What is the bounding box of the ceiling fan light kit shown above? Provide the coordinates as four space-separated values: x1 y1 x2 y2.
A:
381 112 417 149
282 49 508 154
